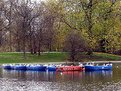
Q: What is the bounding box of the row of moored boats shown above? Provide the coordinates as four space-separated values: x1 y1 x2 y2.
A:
2 62 113 71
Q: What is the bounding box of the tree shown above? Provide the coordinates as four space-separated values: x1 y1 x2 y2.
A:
13 0 40 58
3 0 15 52
64 30 88 61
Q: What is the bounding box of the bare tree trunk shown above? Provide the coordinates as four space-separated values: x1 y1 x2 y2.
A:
29 33 34 54
9 30 12 52
49 40 52 52
33 37 37 54
17 40 21 52
22 33 26 59
38 41 41 55
30 40 33 54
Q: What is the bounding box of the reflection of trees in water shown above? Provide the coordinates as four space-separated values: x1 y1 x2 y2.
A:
112 65 121 82
3 66 121 91
2 69 113 84
83 71 113 84
2 70 27 80
25 71 56 82
1 69 115 91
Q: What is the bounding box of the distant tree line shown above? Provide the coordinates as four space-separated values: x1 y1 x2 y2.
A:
0 0 121 61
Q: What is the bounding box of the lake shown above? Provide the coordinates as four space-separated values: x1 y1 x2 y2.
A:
0 64 121 91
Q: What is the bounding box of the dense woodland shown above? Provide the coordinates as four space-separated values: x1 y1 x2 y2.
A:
0 0 121 61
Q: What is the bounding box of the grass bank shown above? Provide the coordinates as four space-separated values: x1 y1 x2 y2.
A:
0 52 121 63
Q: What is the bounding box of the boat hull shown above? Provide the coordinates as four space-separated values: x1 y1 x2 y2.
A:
14 66 27 70
4 65 12 70
27 66 46 71
48 66 56 71
85 65 112 71
57 66 84 72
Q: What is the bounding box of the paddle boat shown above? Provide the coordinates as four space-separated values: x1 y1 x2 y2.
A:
47 65 56 71
3 64 12 70
56 64 84 72
3 64 14 70
27 64 47 71
84 63 112 71
14 64 27 70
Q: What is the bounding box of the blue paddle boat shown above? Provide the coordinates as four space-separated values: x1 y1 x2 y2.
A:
47 65 56 71
3 64 14 70
3 65 12 70
14 65 27 70
27 65 46 71
85 63 112 71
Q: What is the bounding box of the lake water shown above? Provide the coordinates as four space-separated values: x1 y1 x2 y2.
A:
0 64 121 91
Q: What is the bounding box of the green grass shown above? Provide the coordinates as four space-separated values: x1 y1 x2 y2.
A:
0 52 67 63
0 52 121 63
80 52 121 61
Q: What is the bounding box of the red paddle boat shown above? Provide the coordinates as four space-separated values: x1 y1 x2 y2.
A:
56 65 84 72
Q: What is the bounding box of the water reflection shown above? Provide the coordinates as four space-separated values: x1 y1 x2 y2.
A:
84 71 113 84
2 69 113 82
2 70 57 82
1 68 121 91
85 71 113 79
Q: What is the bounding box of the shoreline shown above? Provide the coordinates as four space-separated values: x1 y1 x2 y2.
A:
2 61 121 65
